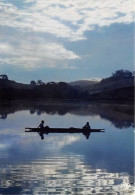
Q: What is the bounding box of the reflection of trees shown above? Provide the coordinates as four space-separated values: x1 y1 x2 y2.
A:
95 111 133 129
37 110 42 115
0 113 7 119
0 100 134 129
112 120 133 129
131 122 134 128
29 109 36 114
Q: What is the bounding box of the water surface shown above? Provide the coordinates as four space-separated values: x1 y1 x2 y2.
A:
0 101 134 194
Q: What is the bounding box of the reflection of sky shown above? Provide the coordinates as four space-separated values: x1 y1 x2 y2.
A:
0 154 134 194
0 105 134 194
0 101 133 129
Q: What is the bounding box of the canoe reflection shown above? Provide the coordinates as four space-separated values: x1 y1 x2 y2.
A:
25 126 105 140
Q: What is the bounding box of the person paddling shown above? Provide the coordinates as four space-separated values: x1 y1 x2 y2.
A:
38 120 44 128
83 122 91 130
38 120 45 140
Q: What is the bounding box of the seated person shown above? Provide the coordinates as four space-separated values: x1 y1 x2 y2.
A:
83 122 91 130
38 120 44 128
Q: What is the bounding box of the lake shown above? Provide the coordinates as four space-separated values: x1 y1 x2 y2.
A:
0 100 134 194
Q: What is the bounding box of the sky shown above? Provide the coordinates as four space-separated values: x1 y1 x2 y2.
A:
0 0 134 83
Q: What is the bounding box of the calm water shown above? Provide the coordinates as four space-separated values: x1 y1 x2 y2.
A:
0 100 134 194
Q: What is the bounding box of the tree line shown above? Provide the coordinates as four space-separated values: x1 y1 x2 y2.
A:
0 69 134 101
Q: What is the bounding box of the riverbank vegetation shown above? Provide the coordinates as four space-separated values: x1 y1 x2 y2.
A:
0 70 134 101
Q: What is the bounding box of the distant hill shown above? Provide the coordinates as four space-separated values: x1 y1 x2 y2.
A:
69 80 99 88
87 77 134 95
70 70 134 95
69 70 134 101
90 74 133 94
89 86 134 101
0 69 134 101
0 79 88 100
0 79 30 89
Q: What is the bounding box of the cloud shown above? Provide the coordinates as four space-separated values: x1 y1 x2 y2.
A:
0 33 80 70
0 0 134 70
0 0 134 41
0 143 9 149
46 134 81 149
84 78 102 82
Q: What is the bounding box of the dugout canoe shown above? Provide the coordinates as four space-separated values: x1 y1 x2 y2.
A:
25 126 105 133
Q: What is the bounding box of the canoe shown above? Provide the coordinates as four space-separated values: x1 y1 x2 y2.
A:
25 126 105 139
25 127 105 133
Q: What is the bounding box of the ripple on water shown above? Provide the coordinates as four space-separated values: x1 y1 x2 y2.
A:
0 154 134 194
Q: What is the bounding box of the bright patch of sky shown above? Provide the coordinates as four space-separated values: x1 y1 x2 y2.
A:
0 0 134 82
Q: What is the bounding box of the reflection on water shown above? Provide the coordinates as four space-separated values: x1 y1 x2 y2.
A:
0 100 134 194
0 154 134 194
0 100 134 129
